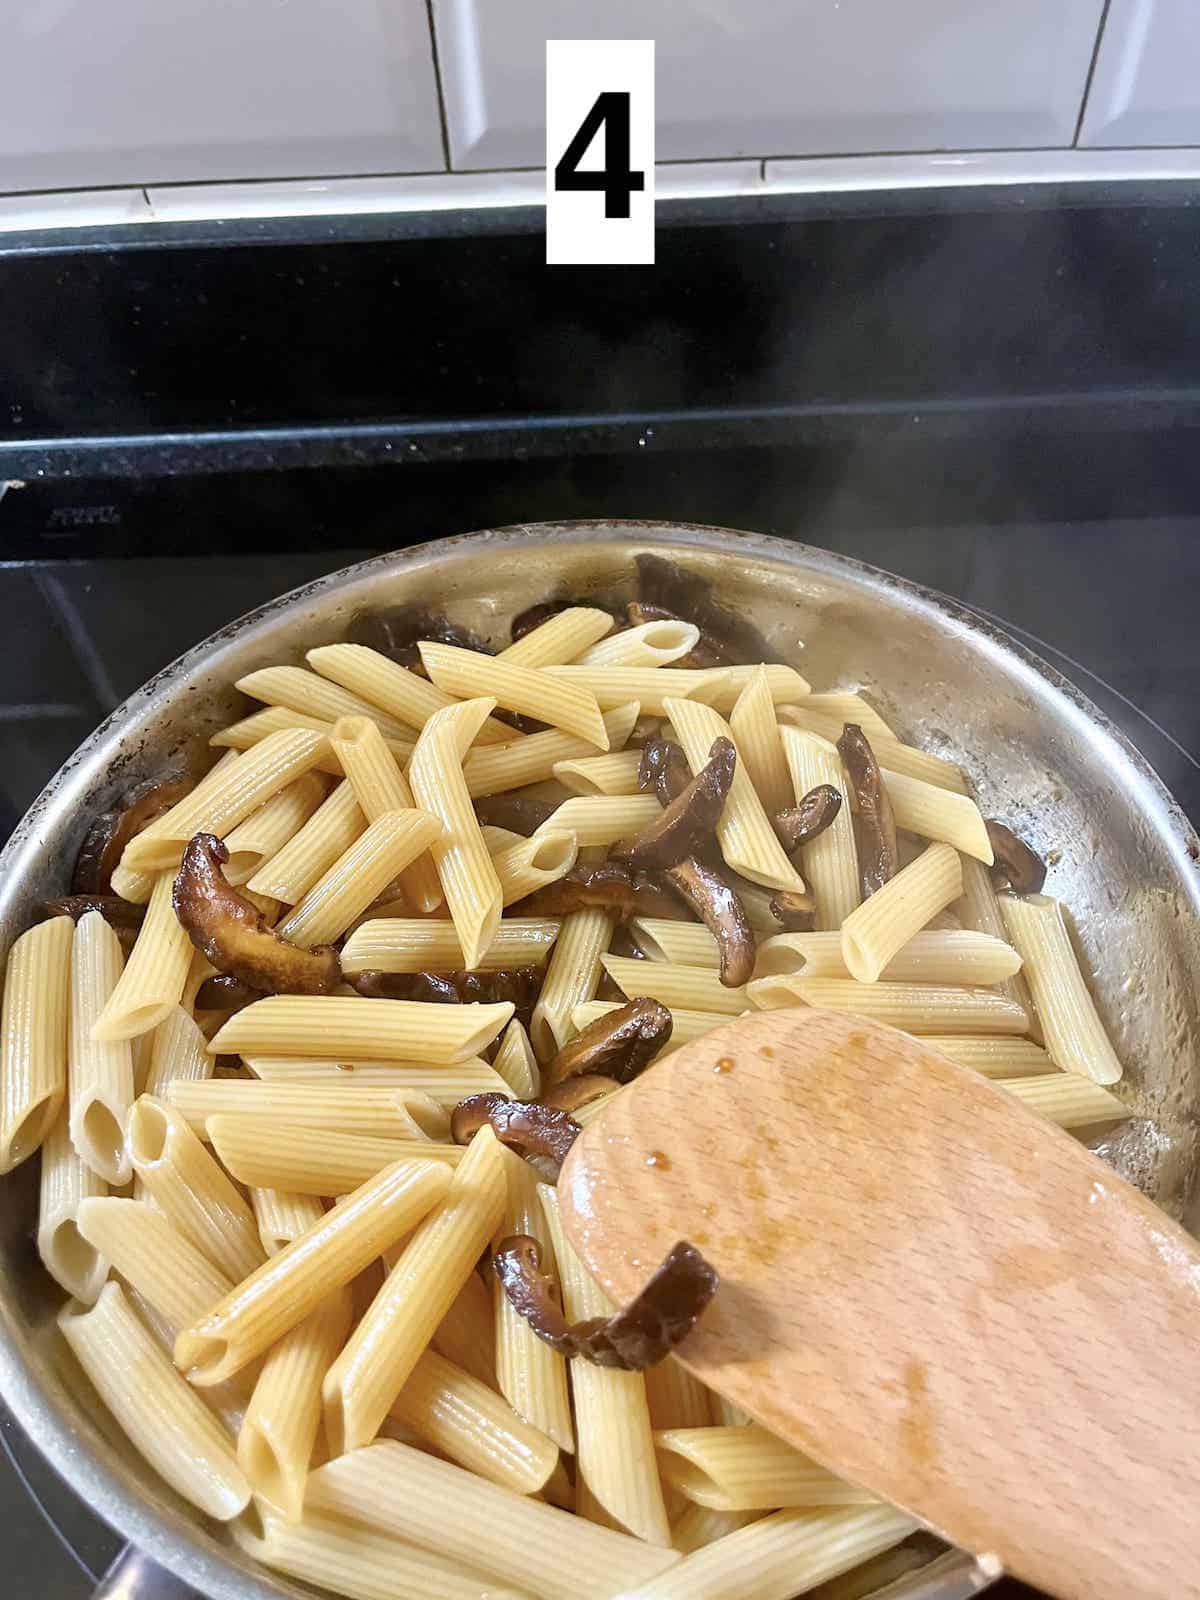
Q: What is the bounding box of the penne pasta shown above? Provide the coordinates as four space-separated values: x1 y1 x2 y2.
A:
37 1110 107 1303
491 1018 540 1101
778 706 968 794
645 1358 713 1433
707 1396 752 1429
246 779 365 905
208 994 514 1063
341 917 560 975
802 692 896 740
421 643 609 750
553 750 645 797
307 641 513 744
880 769 993 864
109 861 156 904
682 664 812 715
175 1157 452 1385
77 1195 232 1332
168 1079 449 1141
535 794 663 849
922 1035 1054 1077
530 907 615 1062
654 1426 877 1511
601 955 748 1017
127 1095 266 1282
999 894 1123 1085
239 1058 509 1107
501 606 615 668
747 975 1029 1033
432 1268 497 1387
664 698 804 892
323 1126 507 1455
212 706 414 776
543 667 723 717
576 619 699 669
569 1089 621 1127
670 1505 759 1555
91 871 192 1043
778 727 859 930
275 810 442 949
540 1186 671 1546
1 915 73 1172
490 830 579 906
209 1117 463 1194
329 715 442 913
838 843 963 983
220 773 326 884
956 856 1038 1039
68 912 134 1183
729 668 792 815
464 703 640 799
494 1145 573 1453
755 929 1022 987
629 919 727 969
239 1285 352 1520
305 1439 682 1600
571 1001 733 1052
60 1282 251 1520
1001 1072 1127 1129
236 665 414 742
142 1006 213 1097
251 1187 326 1255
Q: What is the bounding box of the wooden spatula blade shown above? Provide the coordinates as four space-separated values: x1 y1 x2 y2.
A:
557 1008 1200 1600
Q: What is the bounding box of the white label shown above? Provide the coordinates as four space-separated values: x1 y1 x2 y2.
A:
546 39 655 266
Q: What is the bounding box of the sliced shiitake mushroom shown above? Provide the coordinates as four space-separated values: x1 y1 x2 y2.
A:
613 738 735 871
473 795 557 836
634 553 780 668
493 1233 718 1369
545 997 672 1088
517 862 685 922
773 784 843 852
349 966 543 1024
451 1092 580 1176
663 857 756 987
173 833 340 995
71 774 195 896
541 1074 617 1113
837 724 898 896
348 604 494 669
986 821 1047 894
769 889 818 932
637 739 693 807
194 974 263 1011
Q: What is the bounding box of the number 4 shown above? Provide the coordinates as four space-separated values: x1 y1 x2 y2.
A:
553 91 646 220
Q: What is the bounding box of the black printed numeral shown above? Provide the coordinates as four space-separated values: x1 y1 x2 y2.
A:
553 91 646 220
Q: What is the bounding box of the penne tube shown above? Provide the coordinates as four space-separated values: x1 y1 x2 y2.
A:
120 730 331 872
307 641 513 744
664 698 804 892
491 830 579 907
601 955 748 1016
681 664 812 714
838 842 963 983
630 919 726 968
421 643 609 750
535 794 663 849
275 810 442 949
68 912 134 1183
620 1503 917 1600
707 1395 752 1429
212 706 413 776
779 727 860 930
322 1126 507 1454
91 871 192 1043
209 1117 463 1194
432 1267 497 1387
778 706 968 794
305 1439 682 1600
501 606 615 668
494 1145 573 1453
38 1111 107 1303
220 773 327 884
747 975 1029 1033
329 715 442 912
571 1000 732 1052
576 619 699 669
541 1187 670 1546
251 1187 325 1255
1001 1072 1127 1129
175 1157 452 1385
802 692 896 740
238 1285 352 1521
543 667 722 717
492 1018 540 1101
464 704 640 798
999 894 1123 1085
127 1094 266 1282
142 1006 213 1097
1 916 73 1172
60 1282 250 1520
235 1504 531 1600
77 1195 233 1332
109 862 156 904
729 668 792 815
923 1035 1054 1077
390 1346 558 1494
235 665 414 742
956 856 1038 1038
670 1505 759 1555
880 769 993 864
553 750 645 797
645 1358 713 1433
410 698 505 969
570 1089 621 1127
168 1079 449 1141
654 1426 877 1511
755 929 1022 987
341 916 560 975
245 778 364 905
239 1059 509 1107
208 994 514 1063
530 908 615 1062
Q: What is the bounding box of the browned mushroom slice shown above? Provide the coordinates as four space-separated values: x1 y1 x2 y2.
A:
769 889 818 932
545 998 672 1088
637 739 692 807
614 738 736 872
349 966 543 1025
348 604 495 669
473 794 557 836
38 894 146 954
541 1074 617 1113
194 974 262 1011
173 834 340 995
494 1234 718 1370
662 857 756 987
837 724 899 897
634 553 781 667
517 862 686 922
772 784 843 852
451 1092 580 1176
71 774 196 896
986 821 1047 894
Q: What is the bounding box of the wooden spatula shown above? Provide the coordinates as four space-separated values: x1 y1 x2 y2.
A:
556 1007 1200 1600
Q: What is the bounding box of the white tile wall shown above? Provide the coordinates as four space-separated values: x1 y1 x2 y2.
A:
433 0 1106 170
1079 0 1200 146
0 0 445 193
